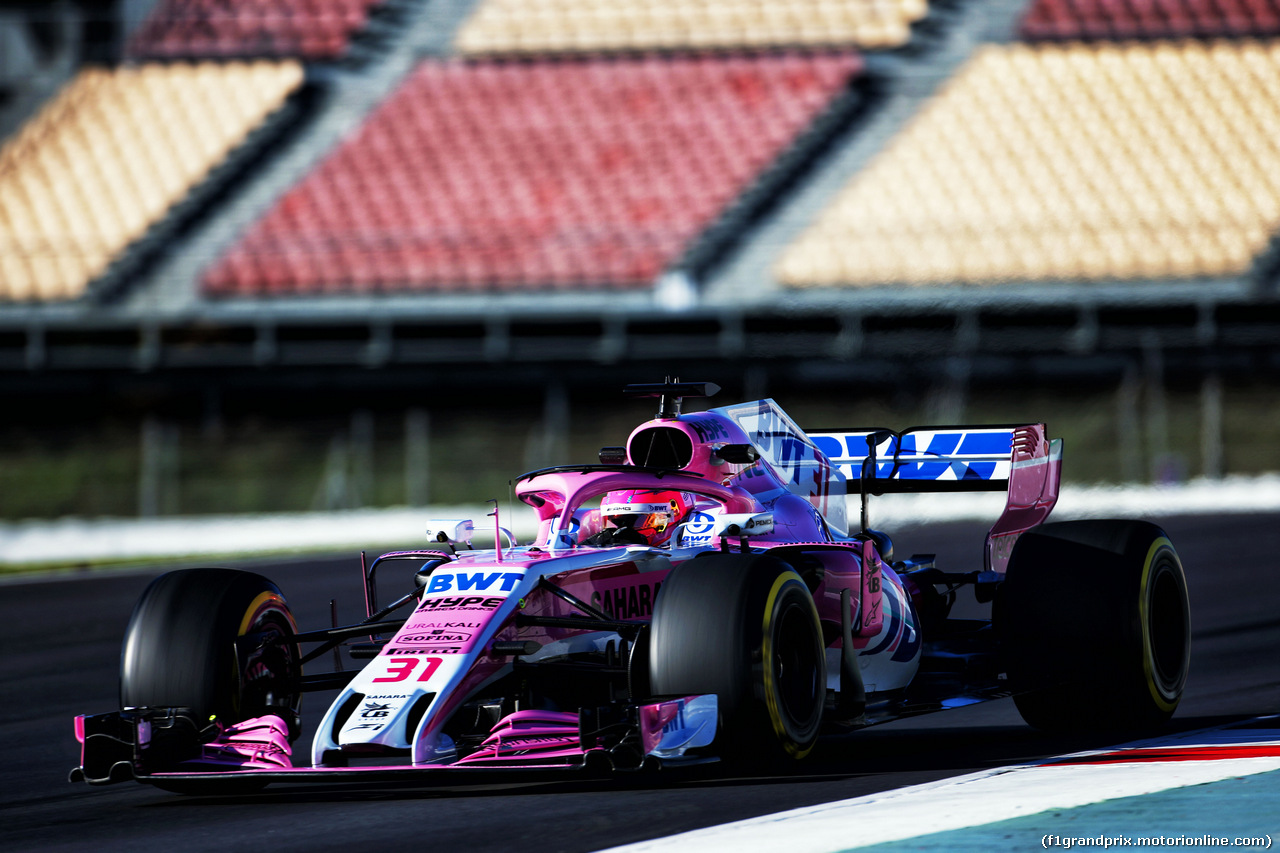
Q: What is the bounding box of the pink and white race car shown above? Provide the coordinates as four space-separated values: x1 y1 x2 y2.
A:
72 381 1190 791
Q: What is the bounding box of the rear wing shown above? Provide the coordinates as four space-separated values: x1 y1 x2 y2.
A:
811 427 1024 493
810 425 1062 574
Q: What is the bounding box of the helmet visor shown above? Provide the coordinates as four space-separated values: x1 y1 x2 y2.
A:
604 512 670 533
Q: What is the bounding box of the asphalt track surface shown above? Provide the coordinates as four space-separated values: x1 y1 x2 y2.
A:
4 514 1278 853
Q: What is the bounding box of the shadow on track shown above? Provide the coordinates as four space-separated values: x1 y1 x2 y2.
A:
135 715 1255 808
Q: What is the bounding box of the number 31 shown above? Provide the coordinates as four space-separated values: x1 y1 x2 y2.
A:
372 656 443 683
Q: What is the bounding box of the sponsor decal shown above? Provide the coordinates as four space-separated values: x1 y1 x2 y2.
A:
404 621 482 630
865 561 881 593
416 596 505 612
854 578 920 664
398 633 471 644
349 723 384 731
590 580 661 619
680 512 716 546
360 702 392 719
723 400 838 519
424 571 524 594
392 624 480 653
683 512 715 535
371 655 443 683
663 704 687 734
990 530 1021 572
688 417 729 443
366 694 411 700
679 511 774 546
603 501 669 515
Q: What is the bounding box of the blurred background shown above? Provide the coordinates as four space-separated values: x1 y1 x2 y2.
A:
1 0 1278 522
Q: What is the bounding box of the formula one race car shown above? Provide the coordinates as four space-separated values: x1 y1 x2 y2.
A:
73 381 1191 791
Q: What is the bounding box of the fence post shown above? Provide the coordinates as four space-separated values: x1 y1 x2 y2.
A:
1200 372 1223 480
405 408 430 506
1117 361 1143 483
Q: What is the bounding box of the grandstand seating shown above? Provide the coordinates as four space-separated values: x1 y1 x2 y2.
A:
0 61 304 302
454 0 927 54
776 39 1280 287
1021 0 1280 41
203 52 862 296
128 0 386 60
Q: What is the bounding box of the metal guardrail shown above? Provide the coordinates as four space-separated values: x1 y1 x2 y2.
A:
1 287 1277 381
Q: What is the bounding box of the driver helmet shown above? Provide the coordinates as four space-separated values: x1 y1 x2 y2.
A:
600 489 696 547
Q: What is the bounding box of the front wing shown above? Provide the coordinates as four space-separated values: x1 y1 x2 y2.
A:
71 694 719 787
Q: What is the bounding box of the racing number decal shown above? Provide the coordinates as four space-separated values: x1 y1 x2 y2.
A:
372 656 443 683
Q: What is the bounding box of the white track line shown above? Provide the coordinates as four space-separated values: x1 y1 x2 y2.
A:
598 722 1280 853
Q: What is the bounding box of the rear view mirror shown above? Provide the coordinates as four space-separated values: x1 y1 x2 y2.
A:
427 519 475 545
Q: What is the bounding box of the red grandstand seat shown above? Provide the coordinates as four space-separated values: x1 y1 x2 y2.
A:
1246 0 1280 29
128 0 384 60
1212 0 1250 32
203 52 862 297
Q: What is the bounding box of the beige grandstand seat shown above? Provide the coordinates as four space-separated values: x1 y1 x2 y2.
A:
777 39 1280 287
455 0 927 54
0 60 303 302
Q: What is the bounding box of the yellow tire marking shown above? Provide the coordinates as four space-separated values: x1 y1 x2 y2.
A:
1139 536 1182 713
238 591 295 636
233 589 298 719
761 571 821 759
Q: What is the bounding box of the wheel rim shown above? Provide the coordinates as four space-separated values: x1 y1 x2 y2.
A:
1147 558 1189 696
238 610 300 718
774 601 822 726
763 578 825 756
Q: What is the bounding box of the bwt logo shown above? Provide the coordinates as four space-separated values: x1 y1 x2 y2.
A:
416 596 504 611
425 571 524 594
750 412 819 478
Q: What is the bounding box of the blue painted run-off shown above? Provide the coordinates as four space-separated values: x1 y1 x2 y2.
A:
865 769 1280 852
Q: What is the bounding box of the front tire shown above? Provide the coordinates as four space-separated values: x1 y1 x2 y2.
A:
120 569 301 733
649 553 825 764
999 520 1190 733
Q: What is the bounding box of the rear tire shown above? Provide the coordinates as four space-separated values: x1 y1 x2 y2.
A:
120 569 301 733
999 520 1190 733
649 553 825 764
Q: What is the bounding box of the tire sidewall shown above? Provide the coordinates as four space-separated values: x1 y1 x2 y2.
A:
999 520 1190 733
649 553 825 762
120 569 300 728
1137 537 1189 713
